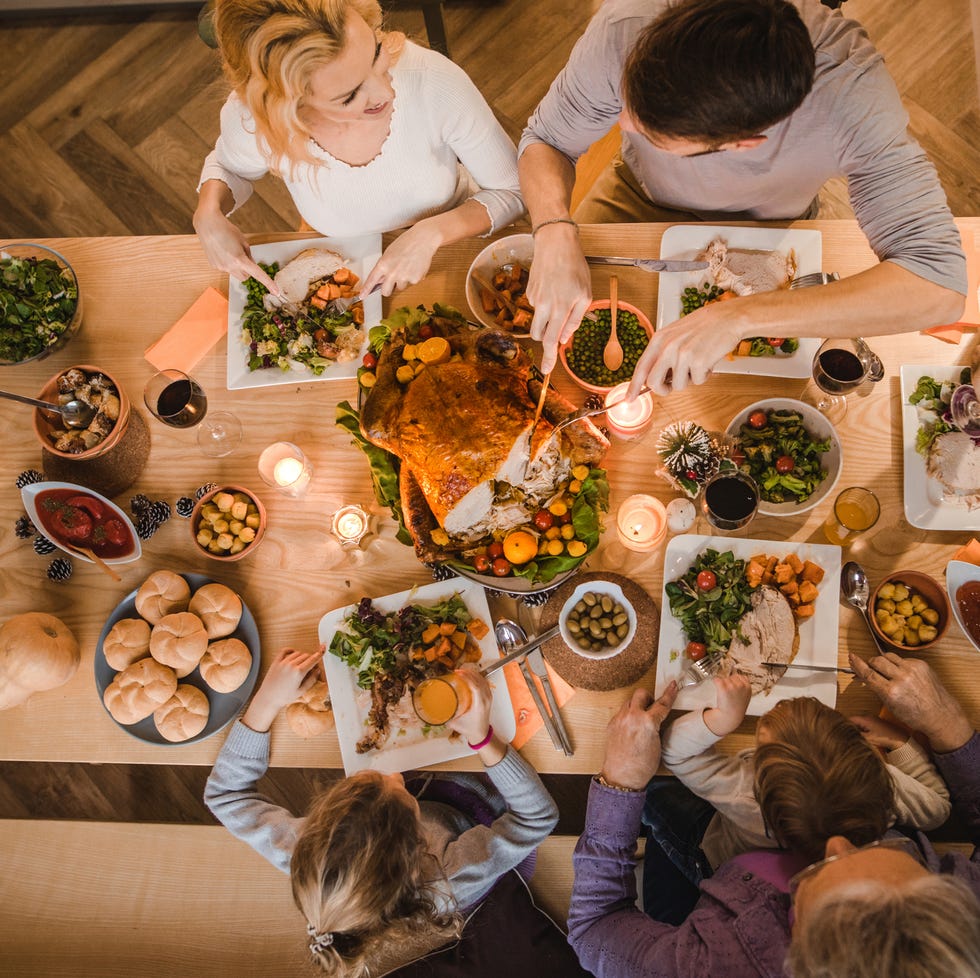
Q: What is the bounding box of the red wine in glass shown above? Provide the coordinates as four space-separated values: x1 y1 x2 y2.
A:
154 377 208 428
813 348 864 396
702 471 759 531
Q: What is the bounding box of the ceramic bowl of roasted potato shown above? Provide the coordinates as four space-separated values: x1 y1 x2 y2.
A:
190 485 266 561
870 570 950 651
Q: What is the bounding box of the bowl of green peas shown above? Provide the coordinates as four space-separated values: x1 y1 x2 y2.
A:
559 299 653 394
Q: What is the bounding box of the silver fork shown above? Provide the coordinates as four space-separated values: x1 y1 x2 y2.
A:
680 651 726 687
789 271 840 290
550 386 653 437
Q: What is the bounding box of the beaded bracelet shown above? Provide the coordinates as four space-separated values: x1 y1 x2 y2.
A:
594 773 642 793
531 217 578 236
468 725 494 750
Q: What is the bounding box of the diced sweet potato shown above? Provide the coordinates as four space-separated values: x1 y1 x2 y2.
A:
309 295 327 309
786 553 804 574
450 630 467 650
798 581 819 604
439 622 457 636
801 561 825 584
467 618 489 639
794 603 816 619
421 623 441 644
780 580 799 597
774 562 794 584
333 267 350 284
432 636 453 658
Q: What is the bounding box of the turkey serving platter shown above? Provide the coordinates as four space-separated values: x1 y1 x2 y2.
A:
655 225 823 378
226 234 382 390
654 534 841 715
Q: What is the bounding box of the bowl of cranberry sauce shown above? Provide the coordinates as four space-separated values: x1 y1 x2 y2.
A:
21 481 141 564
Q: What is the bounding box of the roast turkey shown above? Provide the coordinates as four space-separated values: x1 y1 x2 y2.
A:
701 239 797 296
360 321 609 562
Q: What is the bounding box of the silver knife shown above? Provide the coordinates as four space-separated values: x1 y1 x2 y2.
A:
763 662 855 675
517 657 567 753
584 255 709 273
526 648 573 756
481 624 561 676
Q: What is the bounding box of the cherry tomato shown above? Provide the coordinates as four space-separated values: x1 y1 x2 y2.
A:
730 448 746 467
559 511 573 525
767 337 785 348
685 469 697 481
487 542 504 560
775 455 795 474
532 510 554 531
418 323 434 340
473 554 491 573
696 570 717 591
491 557 512 577
686 641 708 661
362 352 378 370
747 410 768 430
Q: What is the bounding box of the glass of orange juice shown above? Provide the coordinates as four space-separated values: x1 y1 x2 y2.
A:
822 487 880 546
412 672 474 726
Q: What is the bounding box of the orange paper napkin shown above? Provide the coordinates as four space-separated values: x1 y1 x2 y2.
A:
502 658 575 750
952 538 980 565
922 322 977 344
144 287 228 372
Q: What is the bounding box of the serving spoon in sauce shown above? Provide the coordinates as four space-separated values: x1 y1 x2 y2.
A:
0 388 95 428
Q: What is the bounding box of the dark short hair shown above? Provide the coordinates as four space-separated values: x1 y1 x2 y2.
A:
622 0 816 144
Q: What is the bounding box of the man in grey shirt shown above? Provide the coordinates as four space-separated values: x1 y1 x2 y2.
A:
519 0 966 393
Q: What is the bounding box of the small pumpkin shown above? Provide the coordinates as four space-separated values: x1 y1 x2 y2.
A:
0 612 80 711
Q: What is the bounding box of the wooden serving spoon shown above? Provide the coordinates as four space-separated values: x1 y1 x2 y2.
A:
603 275 624 371
65 543 121 582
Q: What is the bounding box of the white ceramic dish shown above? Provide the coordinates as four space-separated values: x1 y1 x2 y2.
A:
21 481 141 565
226 234 383 390
946 560 980 653
899 364 980 530
725 398 842 516
656 225 823 378
559 581 636 660
654 534 842 715
94 573 261 745
465 233 534 331
319 578 516 775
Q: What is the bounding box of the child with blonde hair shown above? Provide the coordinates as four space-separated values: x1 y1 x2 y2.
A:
206 647 581 976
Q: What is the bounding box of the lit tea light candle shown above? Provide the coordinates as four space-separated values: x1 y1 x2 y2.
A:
616 493 667 552
331 504 370 548
258 441 313 497
604 382 654 439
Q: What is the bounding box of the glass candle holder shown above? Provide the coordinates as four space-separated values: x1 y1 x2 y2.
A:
616 494 668 552
331 504 370 549
604 382 654 439
258 441 313 497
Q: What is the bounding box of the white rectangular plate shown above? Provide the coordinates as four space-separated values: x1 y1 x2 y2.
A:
656 225 822 378
319 578 516 775
900 364 980 530
654 534 842 714
226 234 382 390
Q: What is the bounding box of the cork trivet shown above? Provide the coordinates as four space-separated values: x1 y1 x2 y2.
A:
42 408 151 498
539 572 659 691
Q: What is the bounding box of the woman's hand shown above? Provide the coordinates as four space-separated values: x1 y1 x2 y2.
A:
703 674 752 737
242 647 322 733
360 220 443 296
848 714 910 752
599 683 679 790
446 664 493 745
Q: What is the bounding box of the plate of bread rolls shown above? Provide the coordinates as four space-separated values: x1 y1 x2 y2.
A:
95 570 260 745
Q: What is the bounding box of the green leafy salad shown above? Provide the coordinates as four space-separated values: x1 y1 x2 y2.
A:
908 369 972 455
734 408 830 504
329 593 474 689
0 253 79 363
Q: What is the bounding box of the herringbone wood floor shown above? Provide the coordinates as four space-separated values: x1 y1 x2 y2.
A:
0 1 977 824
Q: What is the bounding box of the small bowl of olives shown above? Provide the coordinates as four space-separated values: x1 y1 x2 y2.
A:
560 581 636 660
870 570 950 651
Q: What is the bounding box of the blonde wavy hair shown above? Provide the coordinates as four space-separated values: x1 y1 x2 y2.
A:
290 772 462 977
788 874 980 978
753 697 894 863
214 0 391 169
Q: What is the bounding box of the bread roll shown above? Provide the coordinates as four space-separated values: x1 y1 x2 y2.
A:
286 680 335 738
103 617 151 671
103 657 178 725
135 571 191 625
199 637 252 693
149 612 208 678
188 583 242 639
153 684 210 742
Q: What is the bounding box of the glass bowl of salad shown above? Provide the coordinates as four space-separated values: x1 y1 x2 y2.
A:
0 243 82 365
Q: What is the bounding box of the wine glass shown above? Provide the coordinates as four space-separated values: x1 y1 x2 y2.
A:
143 369 243 457
700 470 759 532
950 383 980 438
803 338 883 423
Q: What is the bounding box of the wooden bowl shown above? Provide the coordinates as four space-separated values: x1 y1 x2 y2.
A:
870 570 950 652
558 299 653 394
190 485 267 562
33 364 130 460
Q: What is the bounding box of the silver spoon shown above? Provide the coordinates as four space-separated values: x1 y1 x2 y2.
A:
0 389 95 428
840 561 888 654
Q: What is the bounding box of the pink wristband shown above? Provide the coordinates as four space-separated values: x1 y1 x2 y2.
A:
467 725 494 750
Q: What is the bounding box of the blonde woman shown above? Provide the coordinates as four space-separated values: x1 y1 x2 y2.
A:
194 0 524 297
205 648 575 976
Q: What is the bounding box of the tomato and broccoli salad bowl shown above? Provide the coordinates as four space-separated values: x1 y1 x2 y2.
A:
725 398 842 516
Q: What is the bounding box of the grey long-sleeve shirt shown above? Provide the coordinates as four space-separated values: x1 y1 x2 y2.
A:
520 0 966 296
204 721 558 911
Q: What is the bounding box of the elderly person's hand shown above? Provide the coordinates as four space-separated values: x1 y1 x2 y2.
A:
526 224 593 374
599 682 678 790
848 652 974 753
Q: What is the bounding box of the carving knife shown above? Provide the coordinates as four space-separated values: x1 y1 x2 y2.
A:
584 256 709 273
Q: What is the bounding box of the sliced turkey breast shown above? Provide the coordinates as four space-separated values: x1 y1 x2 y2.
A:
723 586 800 693
263 247 346 311
701 239 797 296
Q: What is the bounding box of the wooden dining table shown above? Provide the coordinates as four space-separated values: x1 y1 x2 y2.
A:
1 220 978 776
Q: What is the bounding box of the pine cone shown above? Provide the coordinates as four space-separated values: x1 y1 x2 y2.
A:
15 470 44 489
136 516 160 541
15 515 36 539
33 534 56 555
196 483 218 500
47 557 73 582
147 500 171 524
130 493 151 516
426 562 458 582
521 591 552 608
175 496 195 518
